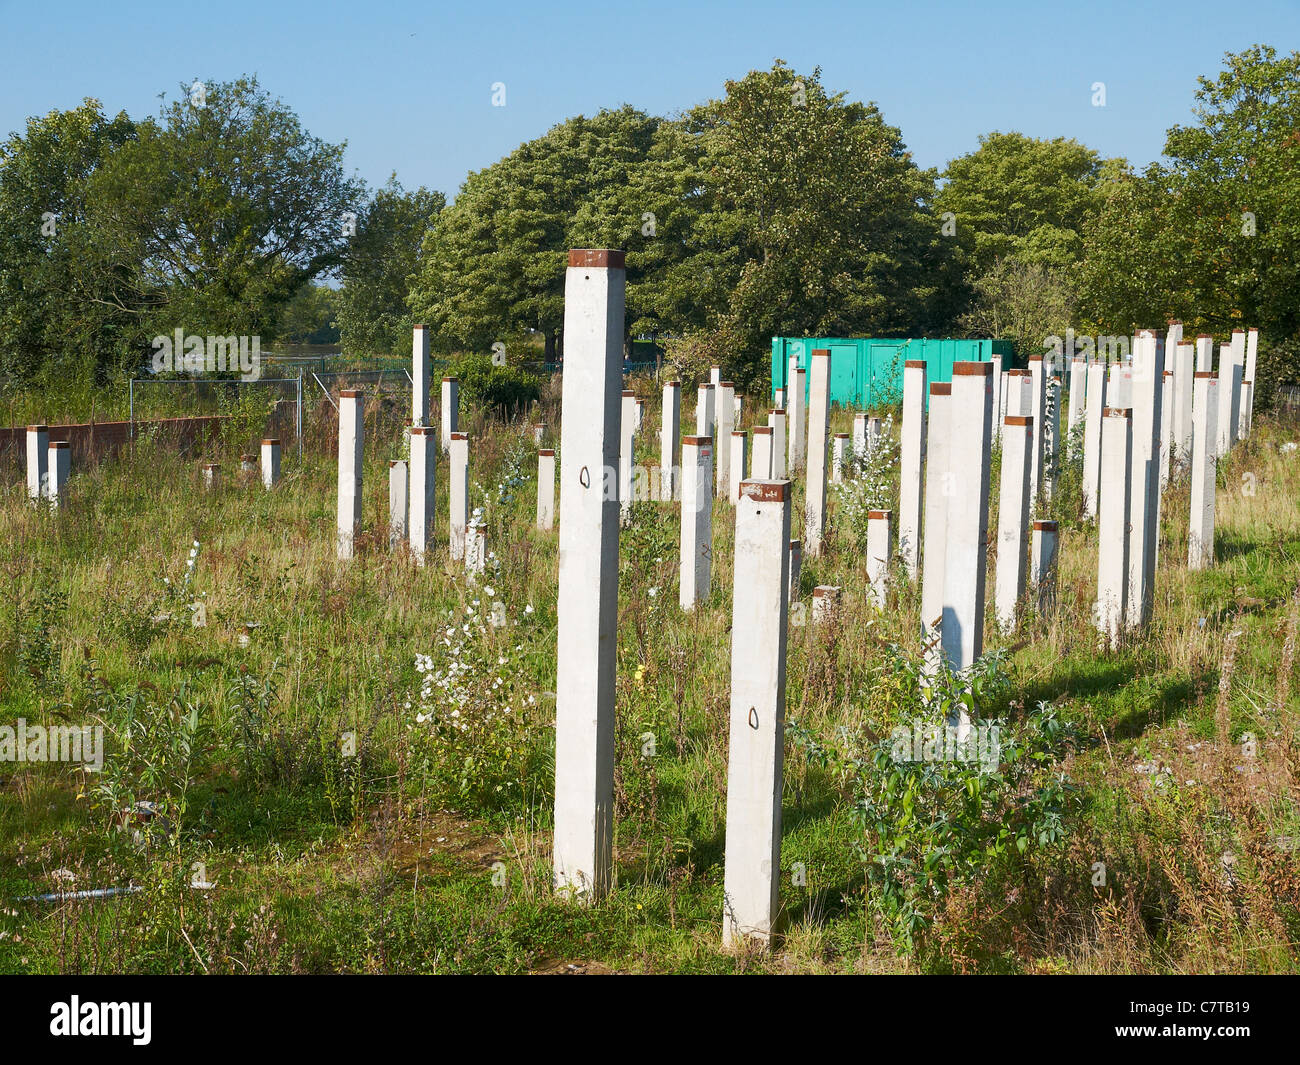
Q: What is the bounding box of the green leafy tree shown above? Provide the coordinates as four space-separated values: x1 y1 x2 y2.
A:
0 99 136 382
335 176 444 355
409 106 659 361
72 76 366 363
1081 45 1300 354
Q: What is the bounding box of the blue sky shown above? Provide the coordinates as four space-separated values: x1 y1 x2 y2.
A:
2 0 1296 200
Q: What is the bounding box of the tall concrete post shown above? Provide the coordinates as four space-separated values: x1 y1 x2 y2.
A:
620 390 637 523
408 427 435 563
991 354 1003 443
337 389 364 560
448 432 469 561
1195 334 1213 373
788 360 806 471
1216 344 1238 458
1045 374 1062 500
1173 341 1194 472
1097 408 1132 647
1244 327 1259 434
722 479 791 949
832 433 849 483
1082 361 1107 518
941 363 994 670
260 438 280 489
412 325 431 427
1188 372 1218 570
729 432 748 505
767 408 787 479
388 460 408 550
899 360 927 579
47 440 70 510
866 510 892 610
920 383 951 670
715 382 735 499
995 414 1033 631
202 462 220 491
661 380 680 502
553 249 624 901
805 349 831 557
679 435 713 610
1030 520 1058 616
537 449 556 530
1126 331 1163 631
788 540 802 601
441 377 459 453
852 412 868 471
696 383 715 439
710 365 722 389
751 426 773 480
1159 371 1174 490
1067 356 1087 443
1028 354 1046 501
26 425 48 504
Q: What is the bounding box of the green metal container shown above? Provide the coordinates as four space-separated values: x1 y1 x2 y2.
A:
770 337 1013 407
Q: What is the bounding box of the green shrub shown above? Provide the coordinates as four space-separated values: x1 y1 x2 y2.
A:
449 354 540 417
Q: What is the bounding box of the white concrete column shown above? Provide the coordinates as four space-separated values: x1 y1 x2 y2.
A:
832 433 849 483
774 389 785 408
553 248 624 901
1109 363 1132 410
440 377 459 453
899 360 927 579
448 432 469 560
866 509 892 610
811 585 842 626
679 435 713 610
1244 328 1259 434
920 383 951 665
1030 519 1058 616
533 423 545 446
463 523 485 576
715 382 735 499
805 349 831 557
337 389 364 560
1188 372 1218 570
991 355 1003 443
537 449 555 530
789 539 802 601
1028 354 1046 500
409 427 435 563
728 432 748 505
389 459 408 549
1006 369 1030 416
1173 341 1194 473
1240 380 1253 439
634 399 644 433
941 363 994 670
240 453 256 476
661 380 680 502
26 425 48 503
1227 334 1244 450
1067 356 1087 443
260 438 280 489
620 390 637 523
852 412 868 470
710 365 722 389
1195 334 1213 373
734 393 743 426
1097 408 1132 647
412 325 431 427
1044 374 1062 499
995 414 1032 631
1159 371 1174 490
997 360 1010 427
751 426 773 480
767 408 787 479
1127 331 1163 630
1216 344 1237 458
202 462 220 491
47 440 70 510
1082 361 1107 519
788 360 806 471
722 479 791 950
696 383 715 438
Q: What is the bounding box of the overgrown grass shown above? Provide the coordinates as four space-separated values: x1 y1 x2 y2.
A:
1 379 1297 973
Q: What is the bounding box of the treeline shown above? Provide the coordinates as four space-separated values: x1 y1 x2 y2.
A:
2 48 1298 395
